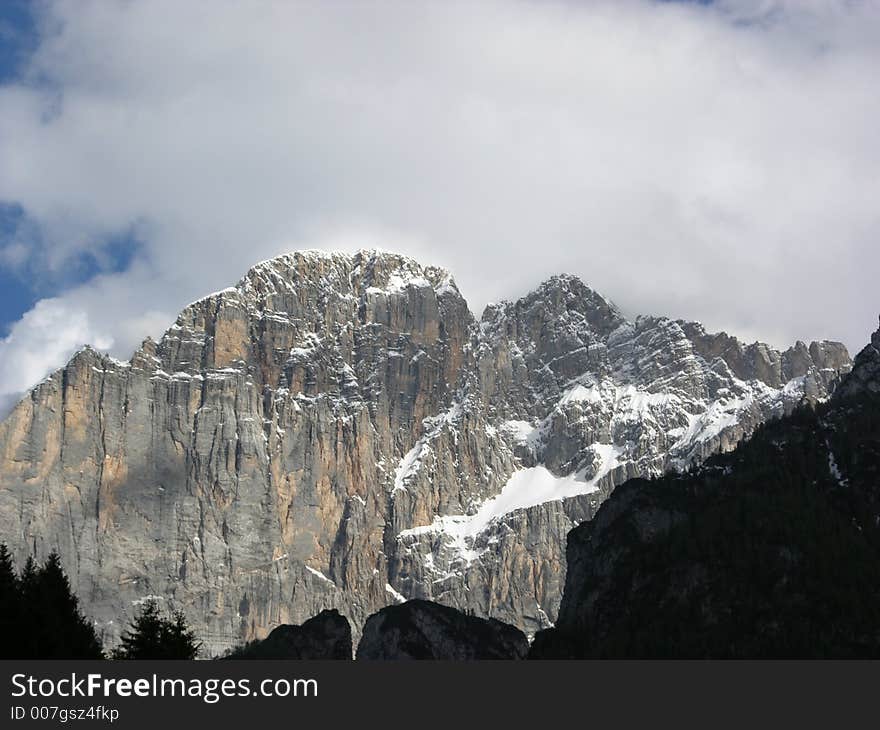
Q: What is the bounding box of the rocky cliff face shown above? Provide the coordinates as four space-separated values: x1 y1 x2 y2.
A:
529 317 880 658
835 316 880 400
0 250 851 654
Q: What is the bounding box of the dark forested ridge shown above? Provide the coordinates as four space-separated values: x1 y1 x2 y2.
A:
531 320 880 658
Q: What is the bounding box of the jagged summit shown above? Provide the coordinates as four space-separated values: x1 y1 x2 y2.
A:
836 315 880 399
481 273 625 340
182 252 642 353
0 249 854 655
185 249 459 311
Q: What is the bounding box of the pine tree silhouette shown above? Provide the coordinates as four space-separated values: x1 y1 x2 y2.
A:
1 547 201 659
113 600 200 659
0 548 103 659
164 611 200 659
30 552 104 659
0 545 21 657
17 556 40 658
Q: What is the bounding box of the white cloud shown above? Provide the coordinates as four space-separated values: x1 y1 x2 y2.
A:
0 298 113 415
0 0 879 405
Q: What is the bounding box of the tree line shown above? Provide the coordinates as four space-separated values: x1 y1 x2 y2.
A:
0 544 199 659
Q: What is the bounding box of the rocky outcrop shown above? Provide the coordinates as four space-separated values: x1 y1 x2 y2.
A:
225 609 351 659
529 319 880 658
0 250 852 654
356 600 528 660
390 275 851 637
835 316 880 399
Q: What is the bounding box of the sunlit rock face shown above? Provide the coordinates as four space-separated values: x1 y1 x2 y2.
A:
0 250 851 654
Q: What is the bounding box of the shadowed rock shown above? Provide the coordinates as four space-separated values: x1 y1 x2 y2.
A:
225 609 352 659
835 315 880 399
530 317 880 659
356 600 528 660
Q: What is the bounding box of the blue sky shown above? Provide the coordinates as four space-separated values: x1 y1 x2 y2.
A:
0 1 36 84
0 2 38 335
0 1 144 337
0 0 878 416
0 206 36 336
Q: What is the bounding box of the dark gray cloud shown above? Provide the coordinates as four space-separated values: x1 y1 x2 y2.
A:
0 0 878 410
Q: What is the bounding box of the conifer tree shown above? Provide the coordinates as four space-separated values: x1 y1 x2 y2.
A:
0 550 103 659
0 545 21 657
113 600 200 659
0 544 17 606
30 552 104 659
17 556 39 657
164 610 200 660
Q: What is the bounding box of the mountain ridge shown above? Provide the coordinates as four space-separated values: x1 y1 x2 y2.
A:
0 249 852 654
530 316 880 658
11 250 845 390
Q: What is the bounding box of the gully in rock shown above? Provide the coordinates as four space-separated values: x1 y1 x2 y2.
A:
0 250 853 656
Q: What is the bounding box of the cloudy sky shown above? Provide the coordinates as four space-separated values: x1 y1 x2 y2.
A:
0 0 878 415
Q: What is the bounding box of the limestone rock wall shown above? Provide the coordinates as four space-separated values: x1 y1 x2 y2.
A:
0 251 852 654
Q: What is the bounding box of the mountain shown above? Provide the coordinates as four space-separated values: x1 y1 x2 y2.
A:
0 250 851 654
530 317 880 658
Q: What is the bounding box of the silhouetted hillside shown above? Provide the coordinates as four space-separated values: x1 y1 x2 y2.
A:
357 600 528 660
531 319 880 658
224 610 352 659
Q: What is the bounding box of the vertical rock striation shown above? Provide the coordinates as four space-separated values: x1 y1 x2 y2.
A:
0 250 851 653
